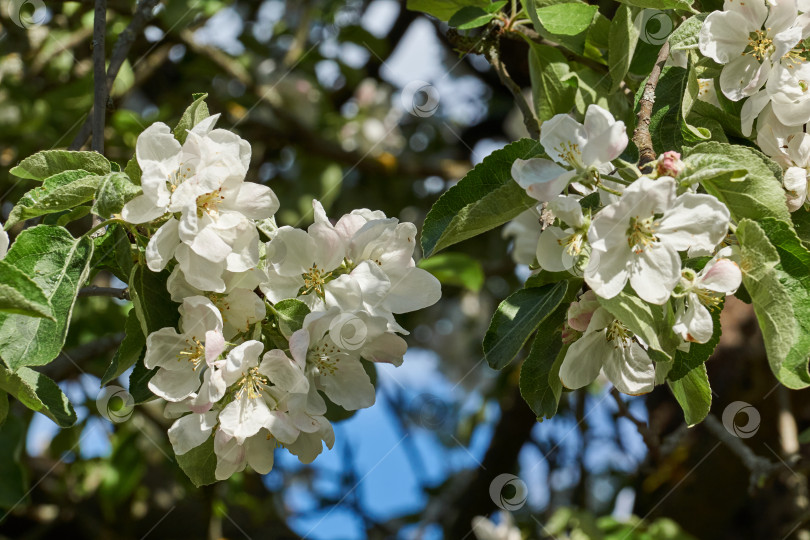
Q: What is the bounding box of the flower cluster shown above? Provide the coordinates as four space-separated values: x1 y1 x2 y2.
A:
506 106 741 395
125 115 441 479
699 0 810 210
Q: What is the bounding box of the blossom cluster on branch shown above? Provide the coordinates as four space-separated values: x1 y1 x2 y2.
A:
123 114 441 480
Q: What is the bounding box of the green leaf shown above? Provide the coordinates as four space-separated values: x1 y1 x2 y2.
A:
6 170 103 228
448 6 494 29
0 415 27 509
609 5 641 93
617 0 694 10
519 305 568 421
55 206 92 227
597 291 677 362
129 264 180 338
173 93 210 144
528 42 577 121
483 281 569 370
418 252 485 292
536 4 597 36
0 260 54 319
176 436 217 487
405 0 488 21
421 138 544 257
273 298 310 339
0 226 93 370
682 142 790 223
10 150 111 181
92 224 134 282
739 219 810 388
101 308 145 386
668 14 706 52
92 172 141 218
124 156 142 186
0 364 77 427
668 363 711 426
129 353 157 405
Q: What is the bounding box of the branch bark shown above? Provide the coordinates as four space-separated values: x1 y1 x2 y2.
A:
78 286 130 300
70 0 162 150
703 414 780 488
91 0 107 154
486 40 540 139
611 388 661 460
633 41 669 173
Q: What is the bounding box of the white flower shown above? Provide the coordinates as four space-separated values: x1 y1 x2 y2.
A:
585 177 730 304
511 105 627 202
283 415 335 464
290 306 403 411
535 195 588 272
217 341 309 443
122 115 279 292
697 78 722 109
502 207 543 265
164 393 219 455
567 290 600 333
559 307 655 395
167 267 265 339
213 428 276 480
673 251 742 344
0 225 7 260
261 202 441 318
144 296 226 402
699 0 805 101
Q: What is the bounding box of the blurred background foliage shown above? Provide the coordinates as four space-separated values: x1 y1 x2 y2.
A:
0 0 807 539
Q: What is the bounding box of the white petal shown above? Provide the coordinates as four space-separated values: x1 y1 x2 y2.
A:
145 218 180 272
148 367 200 402
317 356 375 410
584 247 631 300
223 182 279 220
174 243 227 292
699 10 758 64
536 227 576 272
629 244 681 305
539 114 588 166
260 349 309 394
168 411 217 455
511 158 572 202
701 258 742 294
219 396 273 442
548 195 584 229
673 296 714 344
245 433 275 474
121 193 166 224
136 122 181 172
719 55 768 101
603 341 655 395
382 267 442 313
559 331 608 389
657 193 730 252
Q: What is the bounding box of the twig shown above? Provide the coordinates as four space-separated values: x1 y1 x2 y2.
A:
78 286 130 300
633 41 670 173
91 0 107 154
70 0 162 150
504 25 608 75
703 414 780 490
610 388 660 458
486 41 540 139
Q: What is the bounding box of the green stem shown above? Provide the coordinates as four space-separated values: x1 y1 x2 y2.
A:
83 218 127 238
597 184 624 197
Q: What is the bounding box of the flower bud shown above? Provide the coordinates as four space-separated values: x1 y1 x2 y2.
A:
656 151 685 178
567 290 599 332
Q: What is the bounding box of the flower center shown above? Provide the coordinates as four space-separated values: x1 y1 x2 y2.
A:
626 216 658 254
236 366 268 399
556 141 584 170
168 162 193 191
196 189 225 217
301 264 332 298
308 342 342 375
177 337 205 370
696 288 723 311
558 231 585 257
605 320 632 347
746 29 774 61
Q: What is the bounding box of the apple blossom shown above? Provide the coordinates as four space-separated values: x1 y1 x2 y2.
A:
560 307 656 395
511 104 627 202
535 195 589 273
143 296 226 402
673 251 742 344
585 176 731 304
502 207 543 265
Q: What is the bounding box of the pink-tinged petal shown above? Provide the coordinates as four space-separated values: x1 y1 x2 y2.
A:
204 330 226 363
701 258 742 294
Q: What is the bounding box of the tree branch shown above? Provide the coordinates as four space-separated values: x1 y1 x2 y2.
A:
703 414 780 489
633 41 669 173
486 39 540 139
70 0 162 150
78 286 130 300
91 0 107 154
